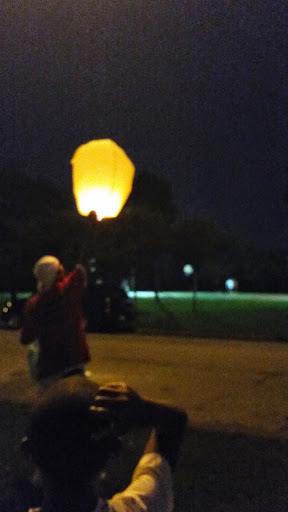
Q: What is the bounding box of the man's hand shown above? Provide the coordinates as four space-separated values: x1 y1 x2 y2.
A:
94 382 144 435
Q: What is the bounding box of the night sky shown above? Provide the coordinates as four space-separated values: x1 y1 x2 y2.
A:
2 0 288 249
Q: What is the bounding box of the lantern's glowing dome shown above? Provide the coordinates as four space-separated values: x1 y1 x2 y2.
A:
71 139 135 220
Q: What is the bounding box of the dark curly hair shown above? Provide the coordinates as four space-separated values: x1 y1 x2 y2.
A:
27 376 120 484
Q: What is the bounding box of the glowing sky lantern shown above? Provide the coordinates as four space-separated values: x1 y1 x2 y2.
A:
71 139 135 220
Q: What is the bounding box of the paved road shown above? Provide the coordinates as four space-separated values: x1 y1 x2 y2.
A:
1 330 288 438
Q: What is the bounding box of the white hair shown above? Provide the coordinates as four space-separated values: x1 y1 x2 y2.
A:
33 255 61 292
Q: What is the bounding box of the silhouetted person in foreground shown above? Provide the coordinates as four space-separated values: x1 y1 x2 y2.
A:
22 376 187 512
20 256 90 390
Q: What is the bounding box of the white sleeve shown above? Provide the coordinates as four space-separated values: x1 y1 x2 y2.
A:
107 453 174 512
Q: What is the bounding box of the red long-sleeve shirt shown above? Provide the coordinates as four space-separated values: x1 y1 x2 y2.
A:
20 265 90 380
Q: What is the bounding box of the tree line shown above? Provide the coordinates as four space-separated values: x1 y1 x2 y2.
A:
0 159 234 293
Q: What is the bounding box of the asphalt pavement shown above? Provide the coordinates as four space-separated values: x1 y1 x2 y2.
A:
1 330 288 439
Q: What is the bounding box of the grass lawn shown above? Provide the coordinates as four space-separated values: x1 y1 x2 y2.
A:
1 290 288 340
131 291 288 341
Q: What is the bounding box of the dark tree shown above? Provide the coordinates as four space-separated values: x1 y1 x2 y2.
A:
125 170 178 223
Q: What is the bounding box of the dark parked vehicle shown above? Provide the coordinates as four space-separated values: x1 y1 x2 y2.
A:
83 284 136 333
1 285 136 333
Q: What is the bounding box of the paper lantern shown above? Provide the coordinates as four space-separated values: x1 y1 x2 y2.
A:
71 139 135 220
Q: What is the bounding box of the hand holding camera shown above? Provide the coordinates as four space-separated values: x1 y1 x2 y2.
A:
94 381 188 469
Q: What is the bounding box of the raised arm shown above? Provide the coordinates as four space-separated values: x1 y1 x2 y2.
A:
60 264 87 296
141 399 187 470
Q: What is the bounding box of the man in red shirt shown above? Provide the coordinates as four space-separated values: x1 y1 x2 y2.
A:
20 255 91 390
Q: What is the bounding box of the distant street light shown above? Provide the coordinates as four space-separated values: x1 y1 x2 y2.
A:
225 278 238 292
183 264 194 277
183 263 197 312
